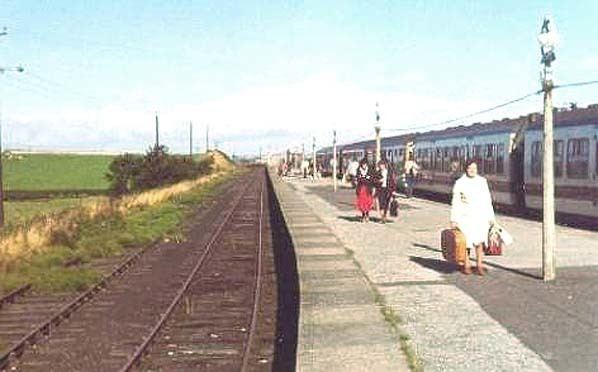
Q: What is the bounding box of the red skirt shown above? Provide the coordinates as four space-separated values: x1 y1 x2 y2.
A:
356 186 373 213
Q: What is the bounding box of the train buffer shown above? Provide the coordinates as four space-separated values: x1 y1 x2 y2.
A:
274 172 598 372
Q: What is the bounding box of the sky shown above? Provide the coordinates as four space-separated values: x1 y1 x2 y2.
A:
0 1 597 156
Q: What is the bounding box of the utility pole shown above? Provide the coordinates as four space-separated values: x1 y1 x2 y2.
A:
375 102 381 163
189 121 193 158
312 136 316 180
206 124 209 153
538 17 557 281
154 112 159 148
333 130 338 192
0 27 24 228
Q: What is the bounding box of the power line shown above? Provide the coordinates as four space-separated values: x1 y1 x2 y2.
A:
385 90 541 134
554 79 598 89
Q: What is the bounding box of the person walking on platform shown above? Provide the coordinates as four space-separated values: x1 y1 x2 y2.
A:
450 159 495 275
355 158 374 222
375 160 392 223
404 157 419 198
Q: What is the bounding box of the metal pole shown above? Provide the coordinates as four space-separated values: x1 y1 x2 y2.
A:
375 126 381 163
333 130 337 192
542 72 556 281
206 124 209 153
312 136 316 180
375 102 381 163
155 112 159 148
189 121 193 157
0 108 4 228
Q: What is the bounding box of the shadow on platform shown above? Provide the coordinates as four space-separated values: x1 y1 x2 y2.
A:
337 215 395 224
411 242 542 280
409 256 458 274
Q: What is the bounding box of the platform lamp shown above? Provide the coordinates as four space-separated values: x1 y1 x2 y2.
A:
374 102 381 163
538 16 558 281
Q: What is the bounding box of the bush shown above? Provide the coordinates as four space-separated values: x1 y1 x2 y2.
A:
106 145 214 195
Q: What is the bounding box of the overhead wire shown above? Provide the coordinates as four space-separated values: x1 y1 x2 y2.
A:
384 90 541 134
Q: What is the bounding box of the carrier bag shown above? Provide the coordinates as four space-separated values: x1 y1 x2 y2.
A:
485 228 503 256
441 228 467 265
390 198 399 217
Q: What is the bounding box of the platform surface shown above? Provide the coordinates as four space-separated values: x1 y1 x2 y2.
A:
275 175 598 371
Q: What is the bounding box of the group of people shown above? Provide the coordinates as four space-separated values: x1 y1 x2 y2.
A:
351 157 496 276
354 159 396 223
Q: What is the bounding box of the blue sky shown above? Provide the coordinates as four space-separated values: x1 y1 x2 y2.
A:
0 1 597 155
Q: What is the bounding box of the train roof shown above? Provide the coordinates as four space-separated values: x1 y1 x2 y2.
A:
316 104 598 153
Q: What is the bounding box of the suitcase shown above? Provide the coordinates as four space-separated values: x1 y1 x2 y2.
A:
441 228 467 265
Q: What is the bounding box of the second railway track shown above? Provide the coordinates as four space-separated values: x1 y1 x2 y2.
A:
2 168 279 371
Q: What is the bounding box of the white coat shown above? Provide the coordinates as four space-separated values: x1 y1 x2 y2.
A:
450 174 495 248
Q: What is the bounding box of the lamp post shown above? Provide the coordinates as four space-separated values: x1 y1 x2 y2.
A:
375 102 381 163
312 136 316 180
333 130 337 192
538 17 558 281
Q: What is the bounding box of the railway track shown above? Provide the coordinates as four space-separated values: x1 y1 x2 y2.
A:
1 168 277 371
135 169 276 371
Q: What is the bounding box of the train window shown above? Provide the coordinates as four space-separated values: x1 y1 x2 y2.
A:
531 141 542 177
596 142 598 175
567 138 589 179
442 147 451 172
554 140 564 178
496 144 505 174
473 145 483 173
484 144 496 174
435 148 442 170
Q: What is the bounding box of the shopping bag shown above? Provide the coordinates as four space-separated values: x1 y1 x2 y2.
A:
389 198 399 217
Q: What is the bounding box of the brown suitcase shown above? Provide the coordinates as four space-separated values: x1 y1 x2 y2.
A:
441 228 467 265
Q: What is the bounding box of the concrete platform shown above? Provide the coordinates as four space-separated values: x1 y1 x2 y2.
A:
270 175 410 371
279 175 598 371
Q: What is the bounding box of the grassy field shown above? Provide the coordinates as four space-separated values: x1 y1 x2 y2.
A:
3 153 114 192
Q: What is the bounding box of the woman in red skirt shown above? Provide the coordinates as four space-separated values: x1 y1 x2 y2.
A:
355 158 374 222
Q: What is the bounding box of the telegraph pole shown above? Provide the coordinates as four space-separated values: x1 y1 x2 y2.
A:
154 112 159 148
206 124 209 153
375 102 381 163
189 121 193 157
0 28 24 228
312 136 316 180
333 130 338 192
538 17 557 281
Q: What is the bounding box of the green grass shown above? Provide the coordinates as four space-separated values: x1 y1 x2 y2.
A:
3 153 115 192
0 171 234 294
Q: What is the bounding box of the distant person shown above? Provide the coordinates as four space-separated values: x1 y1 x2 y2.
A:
450 159 496 275
375 160 393 223
404 157 420 198
345 158 359 187
301 159 309 178
355 158 374 222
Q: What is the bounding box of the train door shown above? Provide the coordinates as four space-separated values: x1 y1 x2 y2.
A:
509 139 526 209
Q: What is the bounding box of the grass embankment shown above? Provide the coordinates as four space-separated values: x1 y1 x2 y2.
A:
0 169 237 294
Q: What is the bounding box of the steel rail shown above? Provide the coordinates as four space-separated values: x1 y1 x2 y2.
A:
119 171 259 372
0 284 31 310
241 176 266 371
0 243 151 370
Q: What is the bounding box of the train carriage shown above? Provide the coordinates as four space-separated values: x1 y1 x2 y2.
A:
412 118 527 208
523 107 598 219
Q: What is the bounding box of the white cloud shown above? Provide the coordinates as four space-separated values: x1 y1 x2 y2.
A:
3 73 543 155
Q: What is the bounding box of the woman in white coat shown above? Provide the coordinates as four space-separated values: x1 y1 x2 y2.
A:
450 159 495 275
